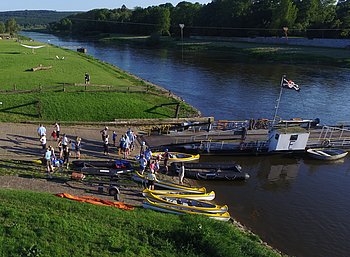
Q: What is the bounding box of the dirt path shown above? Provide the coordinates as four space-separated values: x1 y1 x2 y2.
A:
0 122 146 205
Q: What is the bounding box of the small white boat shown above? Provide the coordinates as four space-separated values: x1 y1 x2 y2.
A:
306 148 348 161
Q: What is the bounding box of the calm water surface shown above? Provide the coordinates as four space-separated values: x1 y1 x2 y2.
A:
23 32 350 257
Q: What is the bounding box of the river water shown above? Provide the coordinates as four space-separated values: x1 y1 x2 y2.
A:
23 32 350 257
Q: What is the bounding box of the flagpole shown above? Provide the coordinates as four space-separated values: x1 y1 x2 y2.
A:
272 75 286 126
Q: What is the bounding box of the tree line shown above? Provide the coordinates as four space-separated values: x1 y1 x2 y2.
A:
0 18 19 35
50 0 350 39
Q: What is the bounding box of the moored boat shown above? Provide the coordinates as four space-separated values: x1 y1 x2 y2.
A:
142 198 230 221
132 171 206 193
152 151 200 162
306 148 348 161
171 162 249 181
145 191 227 213
143 188 215 201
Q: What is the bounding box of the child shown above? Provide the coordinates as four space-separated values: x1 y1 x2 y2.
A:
51 130 57 141
40 135 47 150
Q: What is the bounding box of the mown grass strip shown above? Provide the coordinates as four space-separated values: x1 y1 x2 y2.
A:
0 39 198 122
0 189 282 257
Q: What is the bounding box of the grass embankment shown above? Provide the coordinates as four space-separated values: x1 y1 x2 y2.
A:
101 34 350 67
0 39 198 122
0 189 281 257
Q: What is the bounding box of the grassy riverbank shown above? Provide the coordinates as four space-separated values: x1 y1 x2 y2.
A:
101 34 350 67
0 189 281 257
0 39 198 122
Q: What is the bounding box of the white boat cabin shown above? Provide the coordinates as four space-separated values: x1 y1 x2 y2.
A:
268 127 310 152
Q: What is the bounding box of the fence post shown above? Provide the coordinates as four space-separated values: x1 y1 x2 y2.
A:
175 103 180 118
13 84 16 91
39 84 42 92
128 87 130 92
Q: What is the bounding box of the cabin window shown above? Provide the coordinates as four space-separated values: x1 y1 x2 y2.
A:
275 134 279 140
290 135 298 141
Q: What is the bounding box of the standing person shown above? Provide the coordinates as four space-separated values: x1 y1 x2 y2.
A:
112 131 117 147
40 135 47 150
139 154 147 175
63 146 70 169
51 130 57 141
37 124 46 139
154 158 160 174
84 72 90 84
100 126 108 141
103 135 109 155
144 147 153 164
57 137 63 159
62 134 69 151
54 122 60 139
119 135 125 155
162 149 171 174
146 169 158 190
75 137 82 159
179 162 185 185
140 141 146 156
44 147 54 178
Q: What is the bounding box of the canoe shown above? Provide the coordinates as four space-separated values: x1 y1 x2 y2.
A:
145 191 227 213
132 171 206 193
152 152 200 162
72 159 133 170
171 162 242 171
79 167 132 177
171 162 249 181
143 189 215 201
306 148 348 161
143 198 230 221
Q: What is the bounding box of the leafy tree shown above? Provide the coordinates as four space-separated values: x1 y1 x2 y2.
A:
5 18 18 35
270 0 298 35
0 21 5 33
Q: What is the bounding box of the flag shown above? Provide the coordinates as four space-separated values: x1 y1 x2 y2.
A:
282 78 300 92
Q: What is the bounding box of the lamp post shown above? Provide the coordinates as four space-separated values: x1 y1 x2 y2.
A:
47 39 50 58
179 24 184 61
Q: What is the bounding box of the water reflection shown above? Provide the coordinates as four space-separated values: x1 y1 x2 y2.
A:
249 156 300 190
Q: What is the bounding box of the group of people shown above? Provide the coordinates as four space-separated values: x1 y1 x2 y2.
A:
37 123 187 185
37 123 82 177
141 147 186 190
99 127 137 158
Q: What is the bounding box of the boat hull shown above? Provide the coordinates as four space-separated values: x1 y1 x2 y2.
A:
132 172 206 193
143 189 215 201
152 152 200 162
145 192 227 213
142 198 230 221
306 148 348 160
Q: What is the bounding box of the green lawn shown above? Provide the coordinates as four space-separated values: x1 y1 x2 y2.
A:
0 189 282 257
0 39 198 121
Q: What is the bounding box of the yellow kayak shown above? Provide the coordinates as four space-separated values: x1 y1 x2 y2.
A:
132 172 206 193
143 198 230 221
145 192 228 213
152 152 200 162
143 188 215 201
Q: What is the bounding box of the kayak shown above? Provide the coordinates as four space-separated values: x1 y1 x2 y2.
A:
143 198 230 221
142 188 215 201
145 191 227 213
132 171 206 193
152 152 200 162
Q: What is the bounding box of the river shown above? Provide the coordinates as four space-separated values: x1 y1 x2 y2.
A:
22 31 350 257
